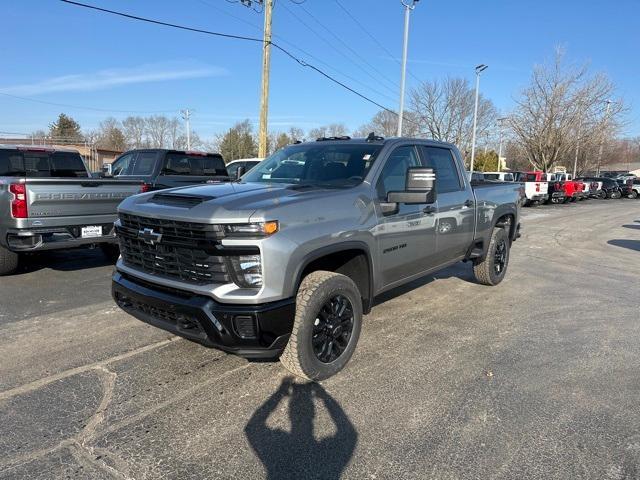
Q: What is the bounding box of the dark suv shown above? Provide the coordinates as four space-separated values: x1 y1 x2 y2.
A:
103 149 229 191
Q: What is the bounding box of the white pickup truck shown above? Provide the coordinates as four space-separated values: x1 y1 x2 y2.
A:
514 171 549 206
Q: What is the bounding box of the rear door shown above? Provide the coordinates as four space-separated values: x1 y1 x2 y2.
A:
421 145 474 260
155 152 228 189
374 144 437 287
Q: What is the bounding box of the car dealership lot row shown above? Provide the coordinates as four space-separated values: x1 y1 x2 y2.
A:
1 201 640 480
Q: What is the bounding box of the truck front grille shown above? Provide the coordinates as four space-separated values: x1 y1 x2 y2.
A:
116 214 230 285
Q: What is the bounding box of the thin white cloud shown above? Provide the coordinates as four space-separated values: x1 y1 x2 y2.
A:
1 62 228 95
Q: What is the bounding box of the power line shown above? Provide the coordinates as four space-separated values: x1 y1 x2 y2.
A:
279 2 399 98
0 92 177 114
196 0 397 103
295 3 401 93
333 0 422 84
59 0 403 118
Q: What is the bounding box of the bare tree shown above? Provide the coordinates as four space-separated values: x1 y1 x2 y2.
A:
308 123 348 139
409 77 497 158
93 117 126 151
122 116 147 149
145 116 174 148
509 48 624 172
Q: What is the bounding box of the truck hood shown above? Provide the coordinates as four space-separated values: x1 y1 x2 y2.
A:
117 181 350 223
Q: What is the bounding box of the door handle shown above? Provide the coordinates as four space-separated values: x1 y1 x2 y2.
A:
423 205 436 214
464 199 474 207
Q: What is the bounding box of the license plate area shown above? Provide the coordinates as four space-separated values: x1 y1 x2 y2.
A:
81 225 102 238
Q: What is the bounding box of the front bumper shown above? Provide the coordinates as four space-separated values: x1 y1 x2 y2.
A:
112 272 295 358
4 224 117 252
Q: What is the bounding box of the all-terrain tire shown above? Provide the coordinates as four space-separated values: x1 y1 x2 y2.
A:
280 271 363 381
0 244 19 276
472 227 510 286
101 243 121 262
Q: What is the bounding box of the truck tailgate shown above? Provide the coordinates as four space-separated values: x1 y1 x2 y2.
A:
25 179 142 218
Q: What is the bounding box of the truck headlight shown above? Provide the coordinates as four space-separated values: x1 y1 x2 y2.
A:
229 254 262 288
224 221 278 237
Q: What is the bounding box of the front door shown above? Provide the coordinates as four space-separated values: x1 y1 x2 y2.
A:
373 145 438 288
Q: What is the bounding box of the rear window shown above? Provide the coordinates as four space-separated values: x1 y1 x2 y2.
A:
163 153 227 176
0 150 25 176
525 174 537 181
483 173 499 180
0 149 88 178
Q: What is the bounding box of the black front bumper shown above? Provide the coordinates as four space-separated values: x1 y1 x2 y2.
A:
112 272 295 358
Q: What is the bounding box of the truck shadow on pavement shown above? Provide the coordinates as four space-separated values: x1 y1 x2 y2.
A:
373 261 475 306
622 224 640 230
15 249 115 275
244 377 357 480
608 239 640 252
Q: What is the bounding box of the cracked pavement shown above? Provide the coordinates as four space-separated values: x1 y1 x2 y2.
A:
1 201 640 479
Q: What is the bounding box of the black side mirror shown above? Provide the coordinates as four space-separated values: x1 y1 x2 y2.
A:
381 167 436 215
101 163 113 177
236 165 246 180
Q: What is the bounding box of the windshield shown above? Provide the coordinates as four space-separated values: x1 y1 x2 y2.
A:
242 143 383 187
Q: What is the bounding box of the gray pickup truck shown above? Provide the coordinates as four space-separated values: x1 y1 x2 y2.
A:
0 145 143 275
112 136 522 380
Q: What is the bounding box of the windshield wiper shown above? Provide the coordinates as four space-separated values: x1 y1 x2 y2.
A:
287 183 350 190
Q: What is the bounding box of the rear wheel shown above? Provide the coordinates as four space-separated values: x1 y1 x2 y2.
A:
628 191 638 199
280 271 363 381
0 244 19 276
598 190 607 199
473 227 510 286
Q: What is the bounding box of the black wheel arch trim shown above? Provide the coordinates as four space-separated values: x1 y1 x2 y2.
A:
292 241 375 315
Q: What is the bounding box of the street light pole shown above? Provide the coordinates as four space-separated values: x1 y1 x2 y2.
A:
397 0 419 137
497 117 507 171
180 108 192 150
469 64 488 172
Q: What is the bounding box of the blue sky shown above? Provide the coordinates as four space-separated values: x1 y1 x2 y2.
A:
2 0 639 139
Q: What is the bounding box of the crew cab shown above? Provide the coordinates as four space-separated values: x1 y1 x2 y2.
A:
103 149 229 191
0 145 143 275
112 136 522 381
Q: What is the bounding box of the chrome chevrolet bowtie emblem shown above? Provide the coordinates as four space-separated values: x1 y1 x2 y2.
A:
138 227 162 245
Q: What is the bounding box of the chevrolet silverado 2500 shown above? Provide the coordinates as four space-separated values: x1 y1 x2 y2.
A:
0 145 143 275
112 136 522 380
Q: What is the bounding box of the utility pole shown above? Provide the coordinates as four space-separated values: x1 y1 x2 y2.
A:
258 0 273 158
181 108 192 150
469 64 488 172
596 100 612 176
397 0 419 137
497 117 507 171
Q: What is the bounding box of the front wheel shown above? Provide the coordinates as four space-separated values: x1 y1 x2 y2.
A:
280 271 363 381
473 227 510 286
628 191 638 199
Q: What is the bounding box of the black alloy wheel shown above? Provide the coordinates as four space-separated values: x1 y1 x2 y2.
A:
494 239 508 276
312 295 355 364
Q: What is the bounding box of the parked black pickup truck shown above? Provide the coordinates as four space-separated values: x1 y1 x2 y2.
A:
102 149 230 191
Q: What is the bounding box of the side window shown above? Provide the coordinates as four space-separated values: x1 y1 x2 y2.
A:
112 153 135 176
376 146 421 199
132 152 157 175
226 162 240 178
421 146 462 193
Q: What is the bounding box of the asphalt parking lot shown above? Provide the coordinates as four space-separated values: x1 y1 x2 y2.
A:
1 200 639 480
